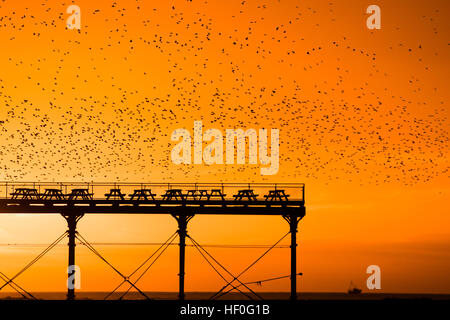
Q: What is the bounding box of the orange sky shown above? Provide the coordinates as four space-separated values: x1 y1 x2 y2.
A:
0 0 449 295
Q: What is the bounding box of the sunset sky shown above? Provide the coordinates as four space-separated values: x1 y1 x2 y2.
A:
0 0 449 295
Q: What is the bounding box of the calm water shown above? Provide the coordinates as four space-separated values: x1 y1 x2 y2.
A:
1 292 449 300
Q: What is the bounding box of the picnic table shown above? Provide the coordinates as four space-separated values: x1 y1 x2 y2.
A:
10 188 40 200
162 189 185 201
184 190 199 200
68 188 93 200
105 188 125 201
129 189 156 201
41 189 65 200
197 190 210 200
264 189 290 202
207 189 226 201
184 190 209 200
233 189 258 201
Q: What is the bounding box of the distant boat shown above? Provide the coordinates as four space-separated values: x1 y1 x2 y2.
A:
348 281 362 294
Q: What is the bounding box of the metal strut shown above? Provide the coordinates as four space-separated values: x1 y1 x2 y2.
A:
209 231 290 300
0 272 32 299
116 232 178 300
75 232 151 300
172 213 194 300
219 273 303 297
187 234 262 300
0 230 67 299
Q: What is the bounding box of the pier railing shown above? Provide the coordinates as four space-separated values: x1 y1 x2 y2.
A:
0 182 305 202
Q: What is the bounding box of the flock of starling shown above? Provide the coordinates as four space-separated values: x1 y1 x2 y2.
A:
0 0 448 186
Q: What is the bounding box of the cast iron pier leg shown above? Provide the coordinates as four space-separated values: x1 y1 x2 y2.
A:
289 215 298 301
63 211 83 300
173 213 194 300
283 208 304 301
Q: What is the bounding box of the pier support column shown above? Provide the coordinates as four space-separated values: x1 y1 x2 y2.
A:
283 207 305 301
62 211 84 301
289 216 298 301
172 213 194 300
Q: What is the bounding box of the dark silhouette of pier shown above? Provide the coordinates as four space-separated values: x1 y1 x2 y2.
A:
0 182 305 301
